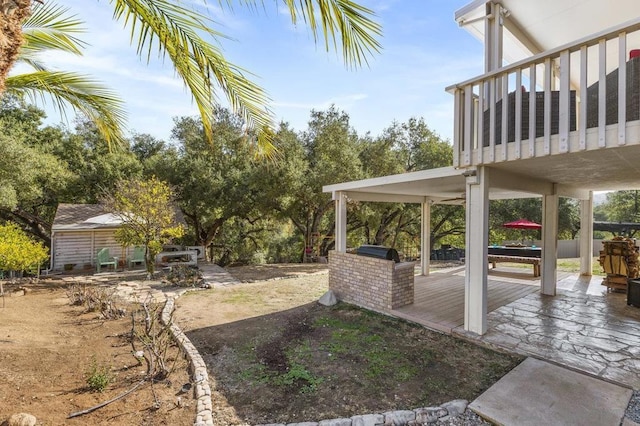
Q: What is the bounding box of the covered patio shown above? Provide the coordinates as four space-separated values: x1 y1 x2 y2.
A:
392 265 551 333
393 265 640 389
323 165 597 335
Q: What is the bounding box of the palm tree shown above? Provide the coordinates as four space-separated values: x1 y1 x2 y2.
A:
1 0 382 152
6 2 127 145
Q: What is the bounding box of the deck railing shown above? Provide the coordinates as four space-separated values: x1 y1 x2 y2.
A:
449 17 640 168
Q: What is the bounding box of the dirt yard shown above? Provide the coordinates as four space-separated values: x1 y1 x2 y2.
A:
0 282 194 425
174 264 523 425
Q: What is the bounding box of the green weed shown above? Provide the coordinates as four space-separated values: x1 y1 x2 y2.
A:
85 358 113 392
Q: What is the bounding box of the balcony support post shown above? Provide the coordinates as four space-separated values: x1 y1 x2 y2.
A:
420 199 431 276
580 193 594 276
484 2 504 73
464 167 489 335
541 187 559 295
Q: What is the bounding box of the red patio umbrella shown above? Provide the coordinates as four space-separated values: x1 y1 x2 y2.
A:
502 219 541 246
502 219 542 230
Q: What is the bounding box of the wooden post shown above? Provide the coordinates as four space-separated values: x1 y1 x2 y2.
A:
421 199 431 276
580 193 594 276
334 191 347 253
464 167 489 335
541 188 559 295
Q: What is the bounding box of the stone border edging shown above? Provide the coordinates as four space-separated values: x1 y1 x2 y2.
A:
257 399 469 426
162 296 214 426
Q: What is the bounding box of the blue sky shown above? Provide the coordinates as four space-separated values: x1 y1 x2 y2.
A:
26 0 484 143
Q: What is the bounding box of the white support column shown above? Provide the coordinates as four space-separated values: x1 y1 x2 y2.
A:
484 2 504 73
421 199 431 276
464 167 489 335
541 188 559 295
334 191 347 252
580 192 594 276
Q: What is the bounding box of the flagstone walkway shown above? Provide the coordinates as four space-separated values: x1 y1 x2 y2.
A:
456 273 640 389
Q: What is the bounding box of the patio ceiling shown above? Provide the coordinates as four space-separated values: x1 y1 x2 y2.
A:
322 166 541 205
323 142 640 204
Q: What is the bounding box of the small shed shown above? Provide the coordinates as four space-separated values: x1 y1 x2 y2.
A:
51 203 135 271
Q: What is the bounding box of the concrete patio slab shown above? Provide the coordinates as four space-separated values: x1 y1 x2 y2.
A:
469 358 632 426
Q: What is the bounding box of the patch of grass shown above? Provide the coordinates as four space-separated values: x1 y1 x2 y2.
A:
237 340 323 394
273 362 324 393
85 357 113 392
556 257 603 275
318 311 420 383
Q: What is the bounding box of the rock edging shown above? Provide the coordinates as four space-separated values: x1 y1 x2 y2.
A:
257 399 470 426
162 297 213 426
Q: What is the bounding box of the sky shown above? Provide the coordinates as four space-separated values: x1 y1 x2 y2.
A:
20 0 485 143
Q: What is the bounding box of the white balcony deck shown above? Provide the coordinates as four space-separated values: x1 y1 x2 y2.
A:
449 17 640 176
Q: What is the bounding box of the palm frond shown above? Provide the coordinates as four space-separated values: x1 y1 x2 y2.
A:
6 71 127 147
21 1 87 56
110 0 277 153
233 0 382 68
13 52 48 71
283 0 382 68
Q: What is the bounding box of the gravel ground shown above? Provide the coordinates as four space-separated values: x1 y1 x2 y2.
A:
435 409 491 425
626 391 640 423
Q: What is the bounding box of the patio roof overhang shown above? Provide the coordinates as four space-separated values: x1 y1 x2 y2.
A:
455 0 640 65
323 166 542 204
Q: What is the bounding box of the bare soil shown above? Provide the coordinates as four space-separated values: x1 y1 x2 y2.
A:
0 281 194 425
174 264 523 425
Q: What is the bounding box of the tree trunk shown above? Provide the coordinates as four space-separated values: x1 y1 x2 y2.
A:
0 0 31 94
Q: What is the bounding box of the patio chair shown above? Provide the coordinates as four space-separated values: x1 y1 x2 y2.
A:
96 248 117 273
128 246 145 268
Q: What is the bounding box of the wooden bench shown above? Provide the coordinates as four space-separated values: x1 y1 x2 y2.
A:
488 255 541 277
96 248 118 273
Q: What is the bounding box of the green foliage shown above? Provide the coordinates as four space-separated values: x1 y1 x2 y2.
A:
597 190 640 226
0 97 72 211
316 312 419 384
7 2 127 146
352 118 460 250
273 362 323 393
102 176 184 273
85 357 113 392
489 198 580 243
0 222 49 273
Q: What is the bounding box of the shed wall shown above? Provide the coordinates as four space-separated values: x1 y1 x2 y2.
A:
52 229 130 271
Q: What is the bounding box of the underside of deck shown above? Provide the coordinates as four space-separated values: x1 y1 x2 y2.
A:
391 266 572 333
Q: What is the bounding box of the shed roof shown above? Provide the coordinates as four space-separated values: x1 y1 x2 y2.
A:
52 203 188 232
52 204 122 231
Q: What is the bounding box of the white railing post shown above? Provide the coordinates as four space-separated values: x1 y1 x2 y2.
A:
489 78 496 163
478 81 485 164
464 85 473 166
529 64 537 157
618 32 627 145
514 69 522 159
598 39 607 147
558 50 571 153
543 58 552 155
579 45 588 150
453 89 462 168
501 73 508 161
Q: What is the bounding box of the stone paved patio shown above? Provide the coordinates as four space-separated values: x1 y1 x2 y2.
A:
456 273 640 389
